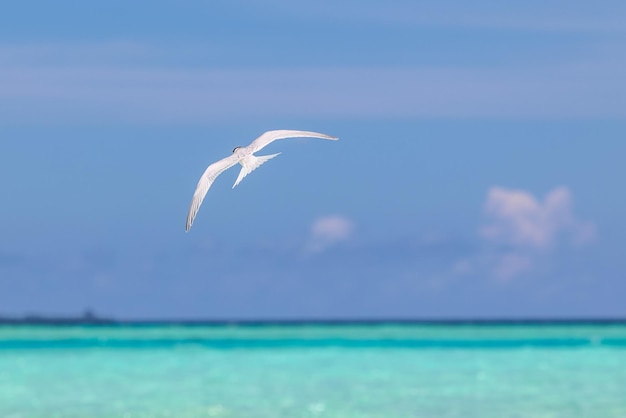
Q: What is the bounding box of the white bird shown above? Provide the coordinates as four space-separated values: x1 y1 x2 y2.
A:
185 129 338 231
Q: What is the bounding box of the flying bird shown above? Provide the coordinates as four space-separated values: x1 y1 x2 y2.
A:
185 129 338 231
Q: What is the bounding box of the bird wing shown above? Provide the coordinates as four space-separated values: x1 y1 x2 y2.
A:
247 130 338 153
186 154 239 231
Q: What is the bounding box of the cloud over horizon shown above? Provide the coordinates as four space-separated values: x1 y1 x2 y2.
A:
305 215 355 255
479 186 596 280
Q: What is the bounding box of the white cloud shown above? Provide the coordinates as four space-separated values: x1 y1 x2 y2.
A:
478 186 595 280
305 215 355 254
481 186 596 250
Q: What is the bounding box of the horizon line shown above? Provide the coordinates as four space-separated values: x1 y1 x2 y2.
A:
1 314 625 326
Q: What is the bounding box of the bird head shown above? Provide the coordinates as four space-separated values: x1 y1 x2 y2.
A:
232 146 242 153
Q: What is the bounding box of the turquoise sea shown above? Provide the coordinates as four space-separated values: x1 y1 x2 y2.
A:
1 322 625 418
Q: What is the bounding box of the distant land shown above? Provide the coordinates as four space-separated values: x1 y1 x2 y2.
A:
0 311 625 326
0 310 116 325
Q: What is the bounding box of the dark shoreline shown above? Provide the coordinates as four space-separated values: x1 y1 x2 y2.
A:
1 316 626 326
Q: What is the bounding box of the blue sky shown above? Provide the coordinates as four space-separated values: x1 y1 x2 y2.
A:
1 1 625 319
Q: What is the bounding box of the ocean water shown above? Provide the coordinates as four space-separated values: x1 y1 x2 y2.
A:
1 323 625 418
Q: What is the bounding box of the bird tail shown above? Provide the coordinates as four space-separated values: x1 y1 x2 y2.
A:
233 153 280 188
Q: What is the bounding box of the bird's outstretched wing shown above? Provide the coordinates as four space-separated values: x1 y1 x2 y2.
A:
248 130 338 153
186 154 239 231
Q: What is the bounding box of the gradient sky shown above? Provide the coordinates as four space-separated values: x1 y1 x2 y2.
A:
1 1 625 319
